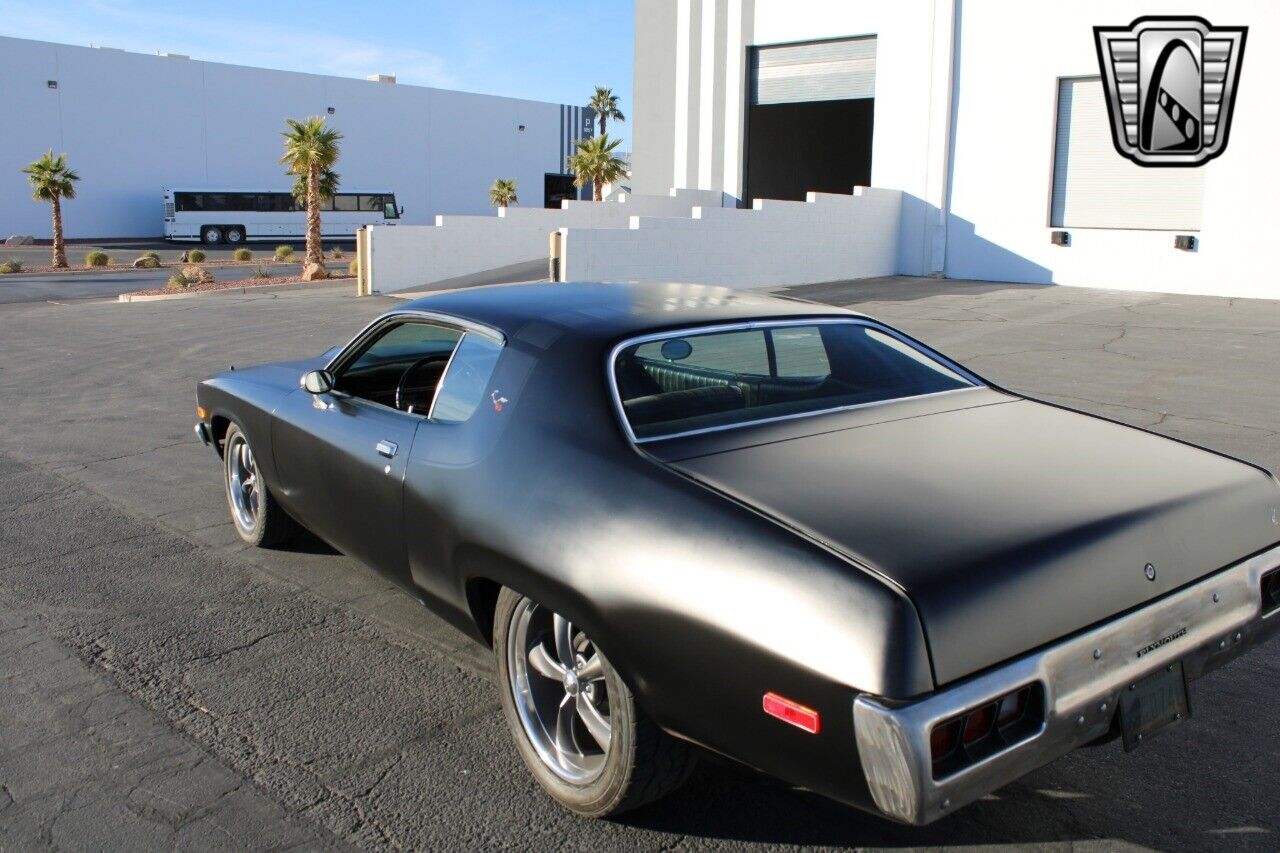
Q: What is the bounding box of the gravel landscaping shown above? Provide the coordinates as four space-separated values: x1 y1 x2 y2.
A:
127 271 355 297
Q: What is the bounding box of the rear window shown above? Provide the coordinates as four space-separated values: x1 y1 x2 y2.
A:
613 321 976 440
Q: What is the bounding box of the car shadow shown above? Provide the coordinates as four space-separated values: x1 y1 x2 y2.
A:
273 525 339 556
616 753 1266 850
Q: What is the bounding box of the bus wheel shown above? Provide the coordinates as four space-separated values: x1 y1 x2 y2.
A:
201 225 224 245
225 227 245 244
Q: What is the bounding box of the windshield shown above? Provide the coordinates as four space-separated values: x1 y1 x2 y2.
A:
613 320 977 441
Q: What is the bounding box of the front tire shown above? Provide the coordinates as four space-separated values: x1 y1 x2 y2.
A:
222 423 294 547
493 587 695 817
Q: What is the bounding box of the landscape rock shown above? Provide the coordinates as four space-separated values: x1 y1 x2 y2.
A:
302 262 328 281
132 256 161 269
4 235 35 246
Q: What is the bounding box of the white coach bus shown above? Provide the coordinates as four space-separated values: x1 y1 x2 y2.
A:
163 188 401 244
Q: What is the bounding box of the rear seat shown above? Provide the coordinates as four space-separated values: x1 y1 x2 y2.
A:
623 385 745 429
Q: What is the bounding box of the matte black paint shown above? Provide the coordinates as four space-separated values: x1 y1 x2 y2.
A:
195 282 1280 815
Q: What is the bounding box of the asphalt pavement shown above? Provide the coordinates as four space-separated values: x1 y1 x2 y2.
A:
0 279 1277 850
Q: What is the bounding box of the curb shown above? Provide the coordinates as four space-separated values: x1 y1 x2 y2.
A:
118 279 353 303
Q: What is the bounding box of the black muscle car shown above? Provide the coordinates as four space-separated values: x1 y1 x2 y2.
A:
194 281 1280 823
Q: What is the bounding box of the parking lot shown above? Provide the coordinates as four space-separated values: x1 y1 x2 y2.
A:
1 278 1278 851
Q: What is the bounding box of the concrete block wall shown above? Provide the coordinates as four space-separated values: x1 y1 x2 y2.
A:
366 218 551 293
365 189 729 292
561 188 903 288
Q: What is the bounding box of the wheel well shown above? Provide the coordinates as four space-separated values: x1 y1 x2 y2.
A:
465 577 502 646
210 415 231 457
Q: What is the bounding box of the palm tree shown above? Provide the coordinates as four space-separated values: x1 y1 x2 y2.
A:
566 134 628 202
587 86 625 137
280 116 342 274
489 178 518 208
292 168 340 208
21 151 80 269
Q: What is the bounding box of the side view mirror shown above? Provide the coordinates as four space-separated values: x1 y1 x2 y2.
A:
302 369 335 394
399 205 405 215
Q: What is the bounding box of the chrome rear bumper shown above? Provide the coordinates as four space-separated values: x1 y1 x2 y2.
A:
854 542 1280 825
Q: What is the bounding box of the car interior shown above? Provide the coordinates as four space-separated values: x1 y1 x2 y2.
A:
334 322 462 414
615 323 974 439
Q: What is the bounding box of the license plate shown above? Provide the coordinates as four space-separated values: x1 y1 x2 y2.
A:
1119 660 1191 751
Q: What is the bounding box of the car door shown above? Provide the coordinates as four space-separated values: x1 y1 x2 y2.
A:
271 318 462 589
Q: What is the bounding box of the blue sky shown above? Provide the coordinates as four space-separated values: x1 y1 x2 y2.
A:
0 0 635 147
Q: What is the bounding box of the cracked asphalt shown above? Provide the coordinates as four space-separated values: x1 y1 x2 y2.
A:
1 277 1278 851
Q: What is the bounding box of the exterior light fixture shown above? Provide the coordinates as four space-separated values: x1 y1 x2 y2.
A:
47 80 58 89
1050 230 1070 247
518 124 526 132
327 106 335 115
1174 235 1197 251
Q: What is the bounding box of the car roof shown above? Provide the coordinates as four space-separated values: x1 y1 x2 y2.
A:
396 281 864 344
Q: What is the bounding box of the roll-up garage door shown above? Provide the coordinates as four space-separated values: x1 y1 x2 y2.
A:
1051 77 1203 230
751 37 877 105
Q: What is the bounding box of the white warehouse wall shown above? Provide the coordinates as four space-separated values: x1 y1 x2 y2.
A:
0 36 582 240
634 0 1280 299
633 0 953 276
944 0 1280 299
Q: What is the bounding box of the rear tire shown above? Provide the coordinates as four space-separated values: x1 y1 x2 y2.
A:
222 423 294 547
225 226 245 245
201 225 224 245
493 587 695 817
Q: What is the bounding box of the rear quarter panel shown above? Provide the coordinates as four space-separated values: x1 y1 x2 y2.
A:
403 332 934 810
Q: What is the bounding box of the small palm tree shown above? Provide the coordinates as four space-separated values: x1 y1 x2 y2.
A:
292 168 340 208
566 134 628 202
489 178 518 208
280 116 342 274
22 151 80 269
587 86 625 137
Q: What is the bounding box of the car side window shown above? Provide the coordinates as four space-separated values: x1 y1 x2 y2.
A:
335 321 462 411
430 334 504 423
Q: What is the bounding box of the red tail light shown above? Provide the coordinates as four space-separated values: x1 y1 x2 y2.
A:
930 718 961 760
929 684 1042 776
962 702 997 744
762 692 821 734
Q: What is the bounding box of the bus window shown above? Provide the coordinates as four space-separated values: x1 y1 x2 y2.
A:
259 193 294 212
333 194 359 211
383 196 400 219
175 192 201 211
359 195 382 211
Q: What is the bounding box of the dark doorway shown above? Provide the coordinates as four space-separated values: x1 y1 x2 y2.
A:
744 98 874 204
544 173 577 208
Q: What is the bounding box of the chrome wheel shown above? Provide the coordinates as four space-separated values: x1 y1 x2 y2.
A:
507 600 612 784
225 432 259 533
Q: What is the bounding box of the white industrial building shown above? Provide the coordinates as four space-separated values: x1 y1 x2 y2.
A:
0 35 593 240
630 0 1280 299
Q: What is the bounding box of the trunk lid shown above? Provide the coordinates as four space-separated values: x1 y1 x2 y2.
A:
661 392 1280 685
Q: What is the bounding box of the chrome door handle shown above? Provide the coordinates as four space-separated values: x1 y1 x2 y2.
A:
376 440 398 458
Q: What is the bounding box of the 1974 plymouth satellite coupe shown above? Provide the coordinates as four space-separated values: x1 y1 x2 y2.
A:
195 282 1280 824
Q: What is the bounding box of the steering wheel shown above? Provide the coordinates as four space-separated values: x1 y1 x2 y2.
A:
395 354 451 414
